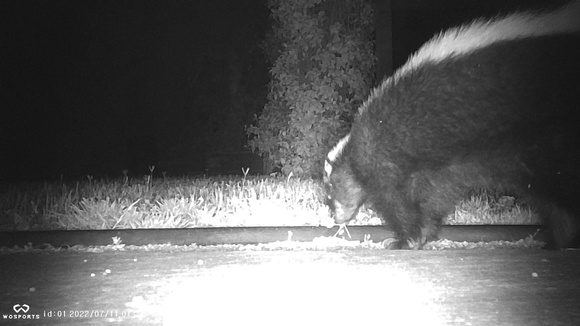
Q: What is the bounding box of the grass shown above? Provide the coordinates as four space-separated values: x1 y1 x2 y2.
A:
0 174 332 231
0 175 540 231
446 189 538 225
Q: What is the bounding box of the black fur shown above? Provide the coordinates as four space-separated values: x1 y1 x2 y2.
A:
325 4 580 249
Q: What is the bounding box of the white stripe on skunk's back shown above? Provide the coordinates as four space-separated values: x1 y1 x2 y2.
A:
327 134 351 163
325 133 351 176
365 0 580 114
411 0 580 67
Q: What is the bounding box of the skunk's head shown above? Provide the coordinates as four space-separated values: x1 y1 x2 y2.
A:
324 134 366 224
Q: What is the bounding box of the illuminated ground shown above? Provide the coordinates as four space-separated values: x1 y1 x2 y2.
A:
1 248 579 325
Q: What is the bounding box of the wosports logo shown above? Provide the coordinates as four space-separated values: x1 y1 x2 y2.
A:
2 303 40 320
13 304 29 313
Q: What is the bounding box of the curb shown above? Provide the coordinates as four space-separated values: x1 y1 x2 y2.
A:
0 225 547 248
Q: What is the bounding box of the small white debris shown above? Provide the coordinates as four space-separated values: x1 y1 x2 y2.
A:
126 296 146 309
532 272 539 278
333 223 351 239
132 296 145 303
29 287 36 292
197 259 204 266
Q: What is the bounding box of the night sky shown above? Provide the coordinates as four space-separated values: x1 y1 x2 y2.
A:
1 0 270 181
1 0 555 182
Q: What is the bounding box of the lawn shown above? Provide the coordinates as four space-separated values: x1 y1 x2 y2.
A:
0 173 540 232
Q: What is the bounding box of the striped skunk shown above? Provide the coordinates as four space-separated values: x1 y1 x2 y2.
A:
324 1 580 249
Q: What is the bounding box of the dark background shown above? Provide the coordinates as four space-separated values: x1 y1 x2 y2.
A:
0 0 556 182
